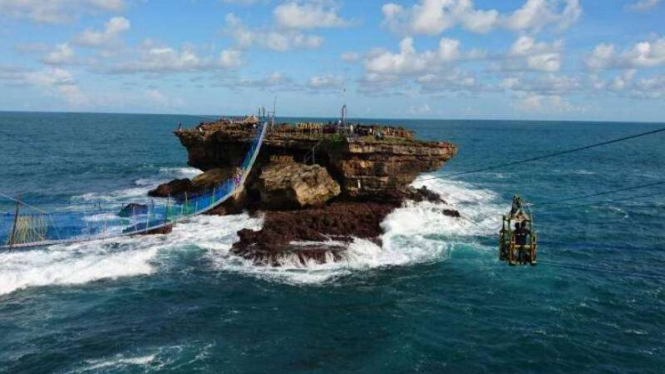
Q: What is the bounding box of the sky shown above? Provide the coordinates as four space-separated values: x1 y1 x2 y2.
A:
0 0 664 122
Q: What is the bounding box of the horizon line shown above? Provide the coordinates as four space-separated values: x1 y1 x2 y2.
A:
1 109 664 126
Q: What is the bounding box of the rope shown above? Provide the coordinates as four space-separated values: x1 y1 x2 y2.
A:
556 191 665 208
534 181 665 207
0 191 50 214
419 126 665 181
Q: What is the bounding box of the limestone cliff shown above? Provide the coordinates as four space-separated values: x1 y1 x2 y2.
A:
155 120 460 265
174 123 457 203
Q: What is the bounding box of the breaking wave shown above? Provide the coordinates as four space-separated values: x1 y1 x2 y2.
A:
205 175 507 285
1 174 507 294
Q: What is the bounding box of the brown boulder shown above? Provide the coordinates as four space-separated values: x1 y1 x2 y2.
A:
148 179 193 198
257 163 341 210
192 167 239 192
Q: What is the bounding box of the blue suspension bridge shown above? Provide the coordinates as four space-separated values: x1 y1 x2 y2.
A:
0 117 269 250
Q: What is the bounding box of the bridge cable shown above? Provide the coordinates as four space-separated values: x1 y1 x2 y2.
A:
418 126 665 182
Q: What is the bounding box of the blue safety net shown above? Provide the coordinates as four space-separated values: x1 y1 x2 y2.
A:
0 121 267 249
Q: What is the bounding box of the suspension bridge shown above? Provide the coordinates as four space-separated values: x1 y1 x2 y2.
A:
0 118 268 250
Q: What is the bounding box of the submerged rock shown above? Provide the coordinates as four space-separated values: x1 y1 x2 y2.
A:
257 163 341 210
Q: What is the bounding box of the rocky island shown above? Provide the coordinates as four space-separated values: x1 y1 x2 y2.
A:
150 117 459 265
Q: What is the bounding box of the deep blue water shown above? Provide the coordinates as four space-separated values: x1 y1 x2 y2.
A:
0 112 664 374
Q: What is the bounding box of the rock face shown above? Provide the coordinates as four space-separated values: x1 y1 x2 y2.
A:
257 163 341 210
175 126 457 201
191 167 239 191
161 121 460 265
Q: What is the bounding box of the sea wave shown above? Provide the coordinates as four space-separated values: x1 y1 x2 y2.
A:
71 167 202 204
0 175 506 293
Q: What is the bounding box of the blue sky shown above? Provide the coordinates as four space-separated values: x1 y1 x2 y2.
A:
0 0 664 122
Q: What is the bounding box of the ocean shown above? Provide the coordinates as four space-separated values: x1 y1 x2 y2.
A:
0 112 663 374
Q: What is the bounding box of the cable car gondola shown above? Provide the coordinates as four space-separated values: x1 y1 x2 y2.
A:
499 196 537 266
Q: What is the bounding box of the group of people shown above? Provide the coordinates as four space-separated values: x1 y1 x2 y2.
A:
273 121 414 140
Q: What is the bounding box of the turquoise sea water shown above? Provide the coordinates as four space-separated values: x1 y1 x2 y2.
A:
0 112 664 374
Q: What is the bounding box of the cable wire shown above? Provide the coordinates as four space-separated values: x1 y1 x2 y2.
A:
534 181 665 207
419 126 665 181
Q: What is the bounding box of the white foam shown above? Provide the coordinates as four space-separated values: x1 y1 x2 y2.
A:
0 240 157 295
1 174 507 292
202 175 505 285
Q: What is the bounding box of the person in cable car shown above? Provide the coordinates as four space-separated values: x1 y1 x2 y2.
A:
499 195 537 266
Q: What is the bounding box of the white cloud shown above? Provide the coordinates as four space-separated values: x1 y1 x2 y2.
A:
416 69 486 93
504 0 581 32
224 13 324 52
219 49 243 68
144 88 184 108
0 0 127 24
625 0 660 12
611 69 636 91
516 94 579 113
274 1 348 29
106 42 242 74
508 36 563 72
232 72 302 91
42 43 76 65
220 0 267 5
364 37 481 76
585 36 665 70
24 67 89 106
382 0 581 36
341 52 360 62
75 17 131 47
307 73 344 90
382 0 498 35
409 103 432 115
502 74 581 95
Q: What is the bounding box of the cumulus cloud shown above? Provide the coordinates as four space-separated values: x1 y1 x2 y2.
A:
274 0 349 29
41 43 76 65
624 0 660 12
501 74 581 95
516 94 580 113
219 49 243 68
382 0 581 36
307 73 344 90
585 36 665 70
504 0 582 32
224 13 324 52
382 0 498 35
364 37 483 77
220 0 268 5
507 36 564 72
105 41 243 74
409 103 432 115
0 0 127 24
24 67 89 106
416 69 487 94
75 17 131 47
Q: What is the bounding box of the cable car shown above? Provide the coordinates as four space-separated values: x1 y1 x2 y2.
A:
499 196 538 266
